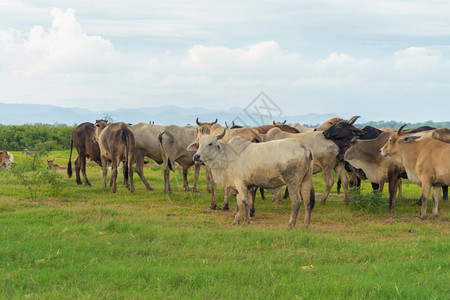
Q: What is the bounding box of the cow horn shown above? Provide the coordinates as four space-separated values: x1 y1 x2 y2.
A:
283 120 286 124
397 124 407 135
196 118 201 125
232 121 235 126
348 116 360 125
212 118 218 125
225 121 229 128
273 121 276 125
216 128 226 140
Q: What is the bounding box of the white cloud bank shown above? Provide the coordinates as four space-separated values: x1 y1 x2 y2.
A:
0 7 449 122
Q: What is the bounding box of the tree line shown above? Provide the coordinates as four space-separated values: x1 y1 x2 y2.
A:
0 120 448 151
0 123 76 151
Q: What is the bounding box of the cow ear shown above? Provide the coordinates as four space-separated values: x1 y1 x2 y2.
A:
353 128 365 136
216 143 222 151
187 142 199 151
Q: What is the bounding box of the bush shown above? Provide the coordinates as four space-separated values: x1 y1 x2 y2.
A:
349 187 389 213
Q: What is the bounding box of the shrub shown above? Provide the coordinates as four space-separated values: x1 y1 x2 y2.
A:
349 187 389 213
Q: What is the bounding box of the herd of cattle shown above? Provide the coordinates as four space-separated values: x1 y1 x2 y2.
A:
1 117 449 229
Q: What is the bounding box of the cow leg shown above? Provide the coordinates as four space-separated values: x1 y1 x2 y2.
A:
388 170 400 210
337 164 349 204
379 181 385 193
287 182 302 230
101 157 108 188
182 168 191 191
135 151 153 191
206 170 212 193
429 187 440 219
272 187 283 203
163 167 172 192
249 187 257 217
192 163 200 192
128 157 135 193
260 188 266 200
74 156 82 185
79 152 91 187
222 186 229 210
110 161 118 193
419 182 431 219
397 179 403 198
233 186 250 225
207 168 217 209
320 169 334 205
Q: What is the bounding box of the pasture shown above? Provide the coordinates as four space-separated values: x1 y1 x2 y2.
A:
0 151 448 299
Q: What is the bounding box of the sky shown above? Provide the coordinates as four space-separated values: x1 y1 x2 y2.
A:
0 0 449 122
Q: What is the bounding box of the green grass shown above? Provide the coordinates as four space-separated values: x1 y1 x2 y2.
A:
0 151 448 299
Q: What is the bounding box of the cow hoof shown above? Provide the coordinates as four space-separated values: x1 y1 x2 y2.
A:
418 215 426 220
210 205 217 210
206 188 212 193
232 221 238 225
192 188 199 193
250 210 255 217
222 204 229 211
287 224 295 231
85 182 92 187
427 214 438 220
147 187 154 191
184 188 191 192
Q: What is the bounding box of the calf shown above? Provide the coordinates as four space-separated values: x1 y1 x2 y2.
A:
47 160 67 172
380 125 450 219
188 131 315 229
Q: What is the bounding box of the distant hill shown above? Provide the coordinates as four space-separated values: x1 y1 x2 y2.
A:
0 103 341 126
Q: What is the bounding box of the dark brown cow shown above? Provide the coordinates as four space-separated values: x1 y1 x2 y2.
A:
94 120 136 193
67 122 104 186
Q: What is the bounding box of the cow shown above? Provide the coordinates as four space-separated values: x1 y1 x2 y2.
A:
265 127 349 205
130 122 166 191
380 125 450 219
187 130 315 229
0 150 14 168
22 148 34 155
158 125 201 192
47 160 67 172
314 117 343 131
67 122 103 186
94 120 135 193
343 131 404 208
195 121 264 210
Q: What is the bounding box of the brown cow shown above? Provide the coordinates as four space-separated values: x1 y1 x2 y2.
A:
0 150 13 168
67 122 104 186
94 120 136 193
380 125 450 219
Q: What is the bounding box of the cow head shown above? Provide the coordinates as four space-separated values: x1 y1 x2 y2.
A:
187 129 226 165
0 150 12 168
380 124 420 157
94 119 108 141
195 118 219 142
322 116 364 140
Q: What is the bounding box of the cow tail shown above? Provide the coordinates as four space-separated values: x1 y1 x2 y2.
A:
443 186 448 201
308 150 315 210
123 130 129 181
158 132 174 171
67 138 73 178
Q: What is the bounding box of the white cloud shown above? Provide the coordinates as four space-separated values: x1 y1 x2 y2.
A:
394 46 441 70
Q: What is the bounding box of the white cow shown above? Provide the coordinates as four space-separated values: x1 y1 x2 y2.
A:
188 131 315 229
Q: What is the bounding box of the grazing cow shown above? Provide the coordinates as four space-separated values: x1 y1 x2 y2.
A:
67 122 103 186
380 125 450 219
187 131 315 229
195 122 264 210
94 120 136 193
158 125 201 192
47 160 67 172
0 150 14 168
265 128 349 204
130 122 165 191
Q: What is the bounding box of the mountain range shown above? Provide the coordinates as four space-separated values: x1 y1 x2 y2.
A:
0 102 362 126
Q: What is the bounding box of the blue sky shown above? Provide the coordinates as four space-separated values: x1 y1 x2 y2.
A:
0 0 449 122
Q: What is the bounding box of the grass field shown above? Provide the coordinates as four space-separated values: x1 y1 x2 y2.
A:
0 151 448 299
